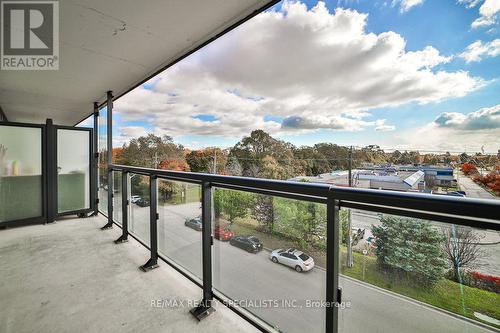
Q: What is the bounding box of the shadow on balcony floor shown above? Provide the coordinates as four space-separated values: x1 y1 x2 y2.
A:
0 215 260 333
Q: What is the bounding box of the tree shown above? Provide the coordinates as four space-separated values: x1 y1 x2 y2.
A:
339 209 349 245
441 226 486 282
185 148 227 174
252 194 274 232
230 130 295 177
259 155 291 180
273 198 326 248
474 170 500 194
461 162 478 176
225 156 242 176
372 216 447 285
116 134 185 169
214 189 251 224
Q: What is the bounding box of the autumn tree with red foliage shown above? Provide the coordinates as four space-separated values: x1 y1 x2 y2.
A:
158 159 190 171
474 170 500 194
461 162 478 176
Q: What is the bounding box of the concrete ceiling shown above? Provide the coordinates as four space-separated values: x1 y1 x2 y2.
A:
0 0 275 125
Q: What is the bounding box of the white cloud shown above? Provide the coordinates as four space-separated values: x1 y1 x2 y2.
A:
460 39 500 62
460 0 500 28
401 104 500 152
397 0 425 12
433 104 500 130
114 1 483 143
375 124 396 132
458 0 483 8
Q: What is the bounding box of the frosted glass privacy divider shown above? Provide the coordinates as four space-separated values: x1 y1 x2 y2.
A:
57 129 90 213
0 124 43 222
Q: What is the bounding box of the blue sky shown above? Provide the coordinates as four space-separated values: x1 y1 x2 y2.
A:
102 0 500 153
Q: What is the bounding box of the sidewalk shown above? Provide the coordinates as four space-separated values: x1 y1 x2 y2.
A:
456 171 498 200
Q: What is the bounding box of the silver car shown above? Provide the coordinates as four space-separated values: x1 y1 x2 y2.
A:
270 248 315 272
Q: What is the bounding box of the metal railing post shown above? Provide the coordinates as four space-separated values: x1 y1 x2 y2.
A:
190 181 215 320
45 118 56 223
326 197 340 333
115 171 129 243
91 103 99 216
140 175 159 271
101 91 114 230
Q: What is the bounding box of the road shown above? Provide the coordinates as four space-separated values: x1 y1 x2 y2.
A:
456 171 497 200
350 209 500 276
102 194 496 333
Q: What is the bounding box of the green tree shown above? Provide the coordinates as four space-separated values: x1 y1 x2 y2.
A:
116 134 185 168
273 198 326 248
372 216 446 286
230 130 295 177
340 209 349 245
214 189 251 224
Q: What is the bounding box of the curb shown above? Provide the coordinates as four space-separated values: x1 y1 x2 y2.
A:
340 275 499 332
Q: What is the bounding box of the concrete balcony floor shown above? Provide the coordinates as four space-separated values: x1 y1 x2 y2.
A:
0 215 259 333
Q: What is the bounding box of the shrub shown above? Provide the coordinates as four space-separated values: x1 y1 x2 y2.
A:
474 172 500 194
468 271 500 293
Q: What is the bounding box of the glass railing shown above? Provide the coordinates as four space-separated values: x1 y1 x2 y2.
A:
157 179 202 279
112 171 122 225
338 209 499 332
104 164 500 333
212 188 326 333
128 173 150 245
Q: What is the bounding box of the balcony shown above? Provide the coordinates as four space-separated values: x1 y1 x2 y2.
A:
0 214 259 333
1 1 499 333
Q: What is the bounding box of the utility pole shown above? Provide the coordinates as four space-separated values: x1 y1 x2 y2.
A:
213 148 217 174
347 146 353 268
152 152 160 169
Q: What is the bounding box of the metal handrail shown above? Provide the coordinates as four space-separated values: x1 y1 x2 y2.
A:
106 163 500 333
109 163 500 230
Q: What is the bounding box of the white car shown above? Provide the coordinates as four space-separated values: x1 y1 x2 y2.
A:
270 248 315 272
130 195 141 203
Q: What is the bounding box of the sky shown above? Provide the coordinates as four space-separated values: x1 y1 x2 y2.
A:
100 0 500 153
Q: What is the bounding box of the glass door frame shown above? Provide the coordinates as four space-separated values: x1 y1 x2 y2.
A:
0 121 46 227
54 125 94 218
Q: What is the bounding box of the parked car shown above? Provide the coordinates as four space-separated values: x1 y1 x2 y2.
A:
214 225 234 241
447 190 466 197
270 248 314 272
229 235 262 253
130 195 141 203
184 217 202 231
136 198 150 207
